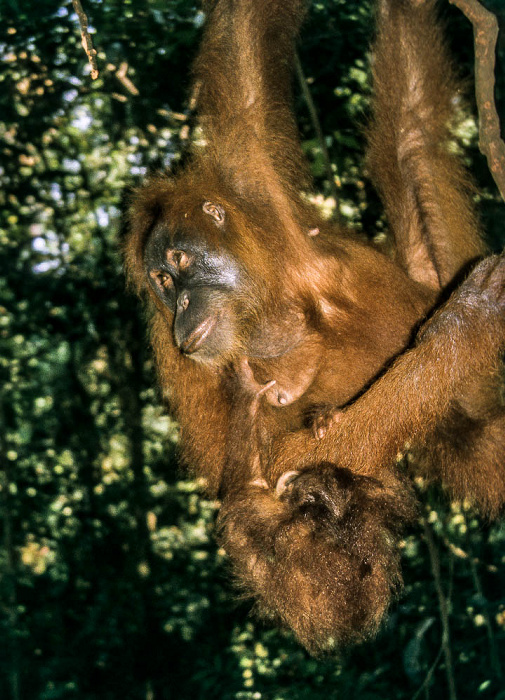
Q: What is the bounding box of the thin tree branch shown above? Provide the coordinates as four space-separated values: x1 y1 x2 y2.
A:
412 642 444 700
448 0 505 200
295 52 342 219
441 535 498 572
116 62 139 96
422 518 458 700
469 557 502 679
72 0 99 80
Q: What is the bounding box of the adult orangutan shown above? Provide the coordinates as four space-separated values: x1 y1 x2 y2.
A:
124 0 505 653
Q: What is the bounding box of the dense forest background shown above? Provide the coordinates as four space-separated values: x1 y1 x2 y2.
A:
1 0 505 698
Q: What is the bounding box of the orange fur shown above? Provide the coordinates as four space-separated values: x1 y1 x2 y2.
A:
124 0 505 652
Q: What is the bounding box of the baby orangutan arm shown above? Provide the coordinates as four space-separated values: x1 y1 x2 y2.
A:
219 367 416 654
220 357 276 495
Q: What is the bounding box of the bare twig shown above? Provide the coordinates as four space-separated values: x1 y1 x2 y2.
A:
116 62 139 96
72 0 99 80
105 63 140 98
295 52 342 219
448 0 505 200
442 535 498 572
469 557 502 679
422 518 458 700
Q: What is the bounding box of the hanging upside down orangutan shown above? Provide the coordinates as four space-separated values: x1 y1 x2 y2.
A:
124 0 505 653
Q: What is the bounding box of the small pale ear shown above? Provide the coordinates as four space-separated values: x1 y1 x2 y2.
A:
202 200 226 224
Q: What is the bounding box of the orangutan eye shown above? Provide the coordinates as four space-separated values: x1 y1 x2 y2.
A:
150 269 174 291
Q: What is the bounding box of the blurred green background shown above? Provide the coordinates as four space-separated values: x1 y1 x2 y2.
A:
1 0 505 698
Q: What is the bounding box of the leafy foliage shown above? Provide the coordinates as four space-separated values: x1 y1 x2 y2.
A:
0 0 504 698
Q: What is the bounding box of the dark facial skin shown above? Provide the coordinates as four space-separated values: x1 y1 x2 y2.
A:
144 223 243 364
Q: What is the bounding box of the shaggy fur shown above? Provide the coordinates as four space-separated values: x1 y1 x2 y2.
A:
124 0 505 653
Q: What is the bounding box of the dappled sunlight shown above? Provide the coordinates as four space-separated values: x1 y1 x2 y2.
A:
1 0 504 698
